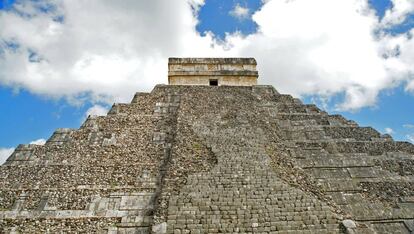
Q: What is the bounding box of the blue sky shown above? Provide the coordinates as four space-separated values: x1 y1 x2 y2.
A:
1 0 414 162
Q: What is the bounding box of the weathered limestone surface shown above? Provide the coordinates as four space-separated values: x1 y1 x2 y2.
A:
1 85 414 233
168 58 258 86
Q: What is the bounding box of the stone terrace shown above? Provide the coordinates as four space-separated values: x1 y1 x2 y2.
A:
1 85 414 233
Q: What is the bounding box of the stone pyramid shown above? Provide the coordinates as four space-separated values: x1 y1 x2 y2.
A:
1 58 413 233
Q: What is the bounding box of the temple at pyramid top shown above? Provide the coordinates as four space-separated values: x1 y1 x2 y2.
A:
168 57 258 86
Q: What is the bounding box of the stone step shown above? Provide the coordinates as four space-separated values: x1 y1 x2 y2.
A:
3 144 39 164
291 140 414 156
131 92 150 103
46 128 75 146
280 126 382 141
0 217 122 233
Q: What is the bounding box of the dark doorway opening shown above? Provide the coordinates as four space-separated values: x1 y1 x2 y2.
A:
209 79 218 86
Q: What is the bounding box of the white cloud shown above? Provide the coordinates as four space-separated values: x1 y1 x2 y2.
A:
29 138 46 145
406 134 414 143
382 0 414 26
225 0 414 110
230 3 250 20
0 0 220 104
85 104 108 117
0 0 414 111
385 127 394 134
403 124 414 128
0 147 14 165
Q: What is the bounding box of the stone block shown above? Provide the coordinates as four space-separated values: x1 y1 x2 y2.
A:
120 194 153 210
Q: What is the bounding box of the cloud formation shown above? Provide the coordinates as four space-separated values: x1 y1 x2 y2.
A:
0 147 14 165
403 124 414 129
0 0 219 103
230 3 250 20
227 0 414 110
29 138 46 145
0 0 414 111
382 0 414 26
85 105 108 118
407 134 414 143
385 127 394 134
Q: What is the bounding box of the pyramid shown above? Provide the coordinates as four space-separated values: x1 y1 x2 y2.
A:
1 58 413 233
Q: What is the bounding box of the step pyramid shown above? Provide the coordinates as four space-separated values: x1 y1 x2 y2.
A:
1 59 414 233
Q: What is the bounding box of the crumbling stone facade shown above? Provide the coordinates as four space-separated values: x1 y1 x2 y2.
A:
1 59 414 233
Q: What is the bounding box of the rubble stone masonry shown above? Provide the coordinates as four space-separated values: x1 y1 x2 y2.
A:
1 61 414 233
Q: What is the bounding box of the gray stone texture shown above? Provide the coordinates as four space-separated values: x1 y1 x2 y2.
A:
1 84 414 233
168 57 258 86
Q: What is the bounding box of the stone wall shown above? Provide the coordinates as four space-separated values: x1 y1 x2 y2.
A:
168 58 258 86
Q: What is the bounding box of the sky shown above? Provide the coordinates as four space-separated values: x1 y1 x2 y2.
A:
0 0 414 164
